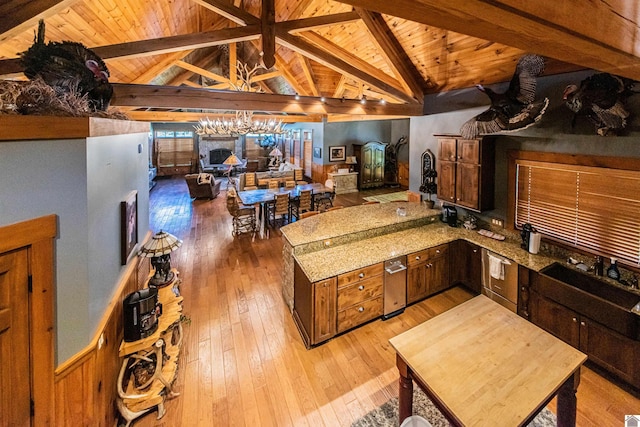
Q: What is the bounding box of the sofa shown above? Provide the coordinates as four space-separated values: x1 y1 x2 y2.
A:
185 173 221 199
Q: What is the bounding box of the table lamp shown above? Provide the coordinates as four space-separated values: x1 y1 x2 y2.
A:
346 155 357 172
269 146 283 168
223 152 243 183
138 230 182 286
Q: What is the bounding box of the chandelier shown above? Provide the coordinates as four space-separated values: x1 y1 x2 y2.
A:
195 62 288 136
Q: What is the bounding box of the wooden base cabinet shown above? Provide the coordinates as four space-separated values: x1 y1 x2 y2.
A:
407 244 450 304
530 290 640 387
449 240 481 294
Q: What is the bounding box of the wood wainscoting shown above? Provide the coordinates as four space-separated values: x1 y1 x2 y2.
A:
53 253 149 426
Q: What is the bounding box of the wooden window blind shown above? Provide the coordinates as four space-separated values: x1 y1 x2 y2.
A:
515 160 640 267
156 138 193 167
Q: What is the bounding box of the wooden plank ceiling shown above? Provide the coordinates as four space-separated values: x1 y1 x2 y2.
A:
0 0 637 123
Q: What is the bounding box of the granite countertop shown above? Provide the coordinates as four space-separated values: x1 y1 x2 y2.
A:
281 202 439 247
295 221 558 283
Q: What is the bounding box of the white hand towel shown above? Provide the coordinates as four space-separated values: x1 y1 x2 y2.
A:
488 253 504 280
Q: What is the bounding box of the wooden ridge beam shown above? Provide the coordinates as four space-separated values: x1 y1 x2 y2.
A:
175 60 230 84
276 30 417 104
110 83 423 116
338 0 640 81
355 8 426 103
0 26 262 76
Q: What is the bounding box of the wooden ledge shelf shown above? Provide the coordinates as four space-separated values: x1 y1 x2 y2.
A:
0 116 149 141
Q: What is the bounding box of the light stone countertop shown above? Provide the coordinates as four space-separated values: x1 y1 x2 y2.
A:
294 220 558 283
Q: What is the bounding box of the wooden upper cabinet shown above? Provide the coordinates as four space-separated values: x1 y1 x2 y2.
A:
436 135 495 212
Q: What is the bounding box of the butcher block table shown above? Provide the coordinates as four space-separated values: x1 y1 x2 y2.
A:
389 295 587 427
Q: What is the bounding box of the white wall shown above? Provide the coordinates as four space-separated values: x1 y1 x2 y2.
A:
0 131 149 364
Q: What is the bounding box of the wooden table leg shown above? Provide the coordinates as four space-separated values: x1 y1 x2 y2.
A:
396 354 413 426
557 369 580 427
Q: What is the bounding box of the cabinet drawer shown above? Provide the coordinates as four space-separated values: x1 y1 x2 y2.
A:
337 263 383 288
407 249 430 266
337 296 383 333
426 243 449 259
337 275 383 311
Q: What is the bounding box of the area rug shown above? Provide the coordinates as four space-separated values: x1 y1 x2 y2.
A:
351 387 556 427
363 191 408 203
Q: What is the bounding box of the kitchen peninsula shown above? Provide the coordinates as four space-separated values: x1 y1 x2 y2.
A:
280 203 640 388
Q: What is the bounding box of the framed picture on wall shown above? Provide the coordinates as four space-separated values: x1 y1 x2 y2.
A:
121 191 138 265
329 146 346 162
313 147 321 158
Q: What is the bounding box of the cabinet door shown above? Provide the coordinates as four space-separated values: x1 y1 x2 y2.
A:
426 252 450 295
530 292 580 348
437 160 456 203
580 318 640 387
407 263 427 304
450 240 481 294
456 139 480 163
455 162 480 209
313 278 337 344
438 138 457 161
372 145 385 184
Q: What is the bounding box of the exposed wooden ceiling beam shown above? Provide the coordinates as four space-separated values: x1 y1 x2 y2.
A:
134 51 195 84
0 0 77 41
274 54 309 96
355 8 426 103
333 76 347 98
110 83 423 116
190 0 259 26
338 0 640 81
0 26 262 76
276 30 417 104
261 0 276 68
277 11 361 34
175 60 231 84
125 110 323 123
298 53 319 97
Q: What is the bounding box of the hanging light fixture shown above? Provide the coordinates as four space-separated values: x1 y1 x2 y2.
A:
195 62 288 136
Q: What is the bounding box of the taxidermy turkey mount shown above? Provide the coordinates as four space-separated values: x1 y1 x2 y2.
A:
20 20 113 112
460 54 549 139
563 73 637 136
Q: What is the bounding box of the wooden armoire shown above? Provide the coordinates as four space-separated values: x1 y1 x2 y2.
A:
353 141 387 189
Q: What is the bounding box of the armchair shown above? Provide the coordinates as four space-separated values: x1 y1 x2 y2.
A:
185 174 221 199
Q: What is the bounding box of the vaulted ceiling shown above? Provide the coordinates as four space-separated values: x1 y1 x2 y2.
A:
1 0 638 123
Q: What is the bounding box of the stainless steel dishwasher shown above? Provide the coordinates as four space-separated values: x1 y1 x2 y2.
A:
383 256 407 319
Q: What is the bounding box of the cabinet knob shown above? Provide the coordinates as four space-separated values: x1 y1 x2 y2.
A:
415 256 421 260
450 196 454 200
436 249 441 254
580 321 586 326
473 249 478 253
358 273 365 278
358 285 365 291
572 317 578 323
358 307 364 312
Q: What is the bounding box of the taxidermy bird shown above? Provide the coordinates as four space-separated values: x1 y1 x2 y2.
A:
460 54 548 139
562 73 636 136
20 20 113 111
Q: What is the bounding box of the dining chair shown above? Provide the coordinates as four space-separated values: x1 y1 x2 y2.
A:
268 180 279 190
267 193 290 228
290 189 312 220
244 172 258 190
285 180 296 189
313 179 335 211
294 168 307 185
225 191 256 238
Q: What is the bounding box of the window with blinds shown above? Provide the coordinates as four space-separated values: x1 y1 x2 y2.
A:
156 138 193 167
515 159 640 267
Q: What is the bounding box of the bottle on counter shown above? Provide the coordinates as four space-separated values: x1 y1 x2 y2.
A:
606 258 620 281
594 255 604 276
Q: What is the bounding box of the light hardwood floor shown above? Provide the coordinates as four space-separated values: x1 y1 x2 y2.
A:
134 177 640 427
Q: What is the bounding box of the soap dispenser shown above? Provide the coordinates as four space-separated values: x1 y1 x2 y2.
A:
606 258 620 281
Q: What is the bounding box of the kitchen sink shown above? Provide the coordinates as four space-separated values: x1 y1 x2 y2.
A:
541 263 640 310
538 262 640 339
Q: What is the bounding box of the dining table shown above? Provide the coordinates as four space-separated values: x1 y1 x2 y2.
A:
238 183 331 238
